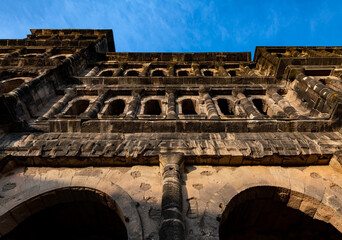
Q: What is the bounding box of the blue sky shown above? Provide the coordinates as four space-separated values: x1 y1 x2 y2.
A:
0 0 341 54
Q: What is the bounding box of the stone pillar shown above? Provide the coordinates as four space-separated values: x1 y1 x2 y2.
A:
200 88 219 119
217 64 228 76
242 66 260 77
140 63 151 77
166 90 177 119
80 90 109 119
266 98 287 118
191 63 200 76
159 153 185 240
296 73 337 100
41 48 54 58
168 64 175 77
113 64 125 76
40 88 76 120
267 88 303 118
85 66 99 77
234 90 264 119
125 91 141 119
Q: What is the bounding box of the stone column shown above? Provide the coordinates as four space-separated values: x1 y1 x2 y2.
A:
191 63 200 76
140 63 151 77
85 66 99 77
40 88 76 120
217 64 228 76
296 73 337 100
125 91 141 119
234 90 264 119
159 153 185 240
113 64 125 76
200 88 219 119
267 88 303 118
80 90 109 119
166 90 177 119
41 48 54 58
168 64 175 77
266 98 287 118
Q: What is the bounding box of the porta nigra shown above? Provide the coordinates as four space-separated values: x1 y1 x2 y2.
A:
1 29 342 239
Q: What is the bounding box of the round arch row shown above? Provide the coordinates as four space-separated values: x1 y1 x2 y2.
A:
2 166 342 239
199 166 342 239
0 177 143 239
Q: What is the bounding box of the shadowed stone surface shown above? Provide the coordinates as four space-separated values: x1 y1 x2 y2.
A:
1 30 342 239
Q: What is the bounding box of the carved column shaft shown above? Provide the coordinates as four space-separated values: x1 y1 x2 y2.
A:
159 153 185 240
85 66 99 77
168 64 175 77
80 91 109 118
202 92 219 119
267 89 302 118
191 63 200 76
217 65 228 76
166 91 177 119
41 88 76 120
296 73 336 100
41 48 54 58
236 93 264 119
125 92 141 119
140 63 150 77
266 98 287 118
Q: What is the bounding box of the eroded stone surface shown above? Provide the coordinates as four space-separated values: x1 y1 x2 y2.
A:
1 30 342 239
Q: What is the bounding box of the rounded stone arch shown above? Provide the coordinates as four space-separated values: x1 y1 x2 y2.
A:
200 167 342 238
0 176 143 239
219 186 342 240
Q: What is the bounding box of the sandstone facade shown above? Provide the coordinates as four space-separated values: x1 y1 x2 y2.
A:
1 29 342 239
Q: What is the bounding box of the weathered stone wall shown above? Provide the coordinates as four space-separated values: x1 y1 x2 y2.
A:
1 30 342 239
1 161 342 239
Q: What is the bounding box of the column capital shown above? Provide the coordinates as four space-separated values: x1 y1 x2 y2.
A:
159 153 184 174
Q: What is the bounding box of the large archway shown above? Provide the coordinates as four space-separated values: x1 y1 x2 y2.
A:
1 187 128 240
219 186 342 240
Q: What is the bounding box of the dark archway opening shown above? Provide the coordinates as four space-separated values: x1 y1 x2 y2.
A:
3 201 127 240
126 70 139 76
203 70 213 76
0 78 25 94
2 188 128 240
178 70 189 77
65 99 89 115
182 99 197 114
228 70 236 77
144 100 162 115
54 55 67 61
152 70 165 77
105 99 125 115
252 98 267 115
100 70 114 77
218 99 234 115
220 187 342 240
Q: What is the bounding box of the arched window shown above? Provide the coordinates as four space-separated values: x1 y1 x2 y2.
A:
178 70 189 77
217 99 234 115
0 78 25 94
219 186 342 240
144 100 162 115
50 54 68 61
228 70 236 76
152 70 165 77
105 99 125 115
65 99 89 115
0 188 128 240
182 99 197 114
252 98 267 115
203 70 213 76
99 70 114 77
126 70 139 76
